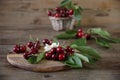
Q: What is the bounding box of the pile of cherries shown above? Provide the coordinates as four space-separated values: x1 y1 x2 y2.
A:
12 39 74 61
13 45 26 53
23 40 41 59
76 28 91 40
45 46 74 61
47 7 74 18
13 40 41 59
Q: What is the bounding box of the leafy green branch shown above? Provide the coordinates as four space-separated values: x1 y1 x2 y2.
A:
64 38 101 68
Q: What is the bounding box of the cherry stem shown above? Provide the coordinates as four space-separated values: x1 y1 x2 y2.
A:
29 34 35 42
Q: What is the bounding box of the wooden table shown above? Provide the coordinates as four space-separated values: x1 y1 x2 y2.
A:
0 25 120 80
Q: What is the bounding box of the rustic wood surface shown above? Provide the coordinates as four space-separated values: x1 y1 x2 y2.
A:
0 0 120 26
0 25 120 80
7 54 70 72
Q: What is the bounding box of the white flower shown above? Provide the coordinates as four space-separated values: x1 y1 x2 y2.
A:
44 42 59 52
50 42 59 48
44 44 51 52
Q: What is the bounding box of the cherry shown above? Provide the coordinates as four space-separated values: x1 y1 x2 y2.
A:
62 7 67 12
30 46 38 54
42 39 51 45
49 40 52 45
65 46 74 55
58 53 66 61
50 47 57 54
76 32 84 38
78 28 83 33
65 11 69 17
60 10 65 14
55 13 60 17
61 14 67 17
51 54 58 60
56 46 64 53
84 33 91 40
13 45 19 53
27 42 34 48
45 52 52 60
20 45 26 53
47 11 52 16
55 7 61 12
69 9 74 15
23 52 30 59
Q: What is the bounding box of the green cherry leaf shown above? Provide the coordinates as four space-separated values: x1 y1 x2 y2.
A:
27 56 37 64
88 28 111 39
95 37 111 48
56 33 75 39
75 53 89 63
71 38 87 46
71 45 101 60
60 0 71 7
36 52 45 63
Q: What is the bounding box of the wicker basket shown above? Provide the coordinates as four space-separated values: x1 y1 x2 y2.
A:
49 16 75 31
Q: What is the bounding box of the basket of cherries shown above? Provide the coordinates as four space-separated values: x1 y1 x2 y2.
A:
47 7 75 31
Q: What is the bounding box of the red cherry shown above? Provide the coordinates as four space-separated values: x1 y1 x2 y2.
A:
47 11 52 16
23 52 30 59
51 54 58 60
78 28 83 33
49 40 52 45
42 39 51 45
76 32 84 38
84 33 91 40
56 46 64 53
45 52 52 60
58 53 65 61
65 11 69 17
20 45 26 53
55 13 60 17
27 42 34 48
60 10 65 14
65 46 74 55
69 9 74 15
50 48 57 54
62 7 67 12
55 7 61 12
30 46 38 54
60 14 67 17
13 45 20 53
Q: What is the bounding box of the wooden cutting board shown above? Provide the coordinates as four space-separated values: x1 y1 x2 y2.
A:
7 54 70 72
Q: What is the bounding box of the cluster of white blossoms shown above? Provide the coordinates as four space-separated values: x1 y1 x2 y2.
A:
44 42 59 52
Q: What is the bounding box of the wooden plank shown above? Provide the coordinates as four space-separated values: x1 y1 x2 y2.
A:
7 54 70 72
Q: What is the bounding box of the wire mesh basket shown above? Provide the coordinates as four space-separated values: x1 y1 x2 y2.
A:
49 16 75 31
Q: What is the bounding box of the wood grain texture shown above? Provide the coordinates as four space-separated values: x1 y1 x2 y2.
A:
0 0 119 26
7 54 70 72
